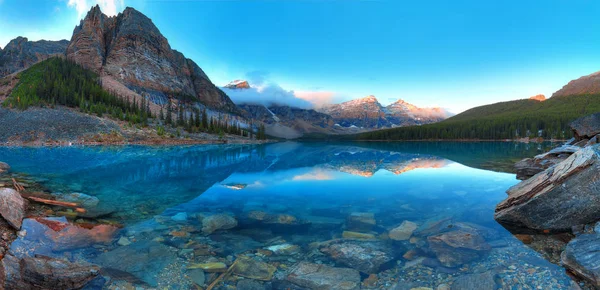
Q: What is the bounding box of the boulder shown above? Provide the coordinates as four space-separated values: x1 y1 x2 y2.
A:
450 271 496 290
0 188 26 230
93 240 177 286
201 214 238 234
389 221 418 241
427 230 490 267
495 145 600 232
232 256 276 281
320 240 397 274
0 254 99 289
0 162 9 173
570 112 600 139
283 262 360 290
561 233 600 287
515 145 580 180
54 192 100 208
346 212 376 232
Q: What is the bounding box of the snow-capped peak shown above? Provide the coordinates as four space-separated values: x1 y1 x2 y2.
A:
224 80 250 89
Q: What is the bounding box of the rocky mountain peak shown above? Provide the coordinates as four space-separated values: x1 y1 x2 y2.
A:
552 71 600 98
529 94 546 101
66 5 238 113
0 37 68 77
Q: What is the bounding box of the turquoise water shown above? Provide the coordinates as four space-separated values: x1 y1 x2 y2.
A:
0 142 579 289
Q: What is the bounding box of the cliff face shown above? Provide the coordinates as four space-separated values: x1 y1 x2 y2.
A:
0 37 68 78
66 6 238 113
239 103 335 137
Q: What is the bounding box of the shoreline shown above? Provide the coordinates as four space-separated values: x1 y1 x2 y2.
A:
0 138 277 148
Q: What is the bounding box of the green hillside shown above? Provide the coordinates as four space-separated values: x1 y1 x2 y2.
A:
3 57 150 124
354 94 600 140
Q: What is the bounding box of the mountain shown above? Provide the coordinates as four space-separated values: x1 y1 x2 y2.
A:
353 92 600 140
0 37 68 78
66 5 238 113
224 80 250 89
320 95 451 129
552 71 600 97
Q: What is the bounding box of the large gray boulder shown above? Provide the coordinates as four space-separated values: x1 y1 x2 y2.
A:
0 162 9 173
495 145 600 232
281 262 360 290
0 254 99 289
319 240 397 274
0 188 26 230
561 233 600 287
571 112 600 139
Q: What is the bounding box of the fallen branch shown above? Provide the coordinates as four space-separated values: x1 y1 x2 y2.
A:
206 259 239 290
12 178 24 192
25 196 87 213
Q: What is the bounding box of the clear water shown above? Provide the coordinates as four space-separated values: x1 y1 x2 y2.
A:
0 142 578 289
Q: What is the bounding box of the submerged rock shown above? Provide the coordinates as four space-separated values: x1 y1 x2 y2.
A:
346 212 376 232
320 240 397 274
201 214 238 234
281 262 360 290
389 221 418 241
495 145 600 232
265 243 300 255
54 192 99 208
450 271 496 290
0 254 99 289
0 188 26 230
561 233 600 287
232 256 276 281
342 231 376 240
93 240 177 286
187 262 227 273
0 162 9 173
427 230 490 267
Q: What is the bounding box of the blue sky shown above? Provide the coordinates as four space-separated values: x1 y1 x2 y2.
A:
1 1 600 113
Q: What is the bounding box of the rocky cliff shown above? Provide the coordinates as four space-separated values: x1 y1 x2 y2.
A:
321 95 450 129
0 37 68 78
66 5 238 113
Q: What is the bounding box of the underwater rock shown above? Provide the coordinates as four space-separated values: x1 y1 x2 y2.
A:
342 231 376 240
93 240 177 286
427 230 490 267
232 256 276 281
389 221 418 241
171 212 188 221
265 243 300 255
561 233 600 287
117 236 132 246
319 240 397 274
187 268 205 286
495 145 600 232
450 271 496 290
0 253 99 289
346 212 376 232
281 262 360 290
54 192 100 208
187 262 227 273
0 162 9 173
0 188 26 230
202 213 238 234
237 279 268 290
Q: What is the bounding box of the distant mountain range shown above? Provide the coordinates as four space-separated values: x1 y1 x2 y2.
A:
225 80 451 138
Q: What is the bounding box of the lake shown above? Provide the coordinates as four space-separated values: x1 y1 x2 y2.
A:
0 141 580 289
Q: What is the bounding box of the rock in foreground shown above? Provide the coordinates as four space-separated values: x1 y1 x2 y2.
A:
570 112 600 139
495 145 600 232
280 262 360 290
561 233 600 287
0 188 26 230
0 254 99 289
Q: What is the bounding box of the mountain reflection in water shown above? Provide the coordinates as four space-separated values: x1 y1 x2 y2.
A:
0 141 578 289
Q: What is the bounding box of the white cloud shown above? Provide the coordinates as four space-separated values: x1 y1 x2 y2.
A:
67 0 125 20
223 84 314 109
